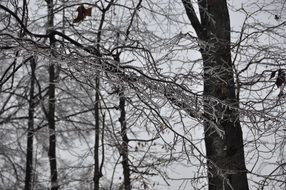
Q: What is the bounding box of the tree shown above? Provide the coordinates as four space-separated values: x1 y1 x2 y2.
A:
46 0 59 189
1 0 286 189
24 57 36 190
182 1 249 189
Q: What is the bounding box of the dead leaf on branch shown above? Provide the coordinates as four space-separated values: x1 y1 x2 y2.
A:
270 70 277 80
73 5 92 23
270 69 286 97
270 69 286 88
275 15 280 20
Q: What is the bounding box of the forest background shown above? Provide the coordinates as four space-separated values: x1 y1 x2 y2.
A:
0 0 286 189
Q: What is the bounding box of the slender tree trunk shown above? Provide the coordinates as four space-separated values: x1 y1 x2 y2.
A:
112 53 131 190
183 1 249 189
46 0 59 189
48 62 58 190
94 78 102 190
24 57 36 190
119 90 131 190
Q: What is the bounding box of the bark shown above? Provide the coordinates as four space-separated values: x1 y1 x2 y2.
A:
24 57 36 190
113 53 131 190
119 90 131 190
94 78 102 190
46 0 59 189
48 62 58 190
183 1 249 189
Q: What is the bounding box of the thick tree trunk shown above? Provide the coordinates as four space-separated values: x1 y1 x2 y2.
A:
201 2 249 190
183 0 249 189
24 57 36 190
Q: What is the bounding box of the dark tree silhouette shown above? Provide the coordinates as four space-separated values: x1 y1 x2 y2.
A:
24 57 36 190
182 1 249 189
46 0 59 189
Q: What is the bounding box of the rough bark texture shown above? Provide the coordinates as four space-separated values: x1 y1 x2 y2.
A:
24 57 36 190
183 0 249 189
202 2 249 190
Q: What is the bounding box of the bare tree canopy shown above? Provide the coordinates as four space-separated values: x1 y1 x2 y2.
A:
0 0 285 189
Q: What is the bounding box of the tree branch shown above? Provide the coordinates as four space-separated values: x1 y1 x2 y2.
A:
181 0 203 39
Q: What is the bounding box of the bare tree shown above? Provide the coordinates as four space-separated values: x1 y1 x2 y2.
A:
181 1 249 189
24 57 36 190
1 0 286 189
46 0 59 189
118 65 131 190
93 77 102 190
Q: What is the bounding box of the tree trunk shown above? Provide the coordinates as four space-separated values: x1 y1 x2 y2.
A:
183 1 249 189
119 90 131 190
48 62 58 190
24 57 36 190
46 0 59 189
112 53 132 190
94 78 102 190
